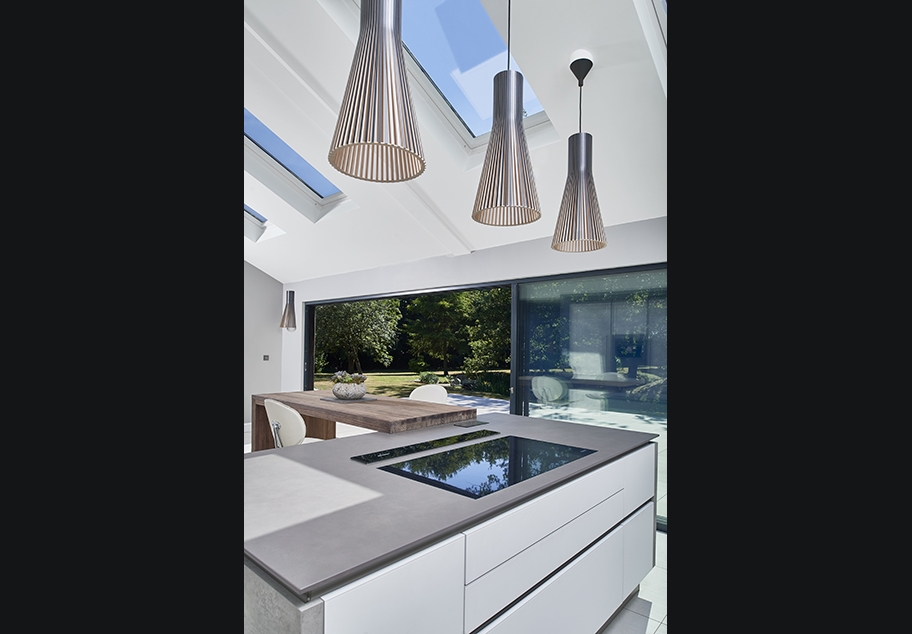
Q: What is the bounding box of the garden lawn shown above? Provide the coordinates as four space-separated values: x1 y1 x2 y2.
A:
313 370 509 401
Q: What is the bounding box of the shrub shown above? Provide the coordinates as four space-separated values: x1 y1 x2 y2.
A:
419 372 439 384
408 357 427 374
451 374 475 390
474 371 510 396
455 371 510 396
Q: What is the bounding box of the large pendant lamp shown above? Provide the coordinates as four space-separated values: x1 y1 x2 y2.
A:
471 0 541 226
328 0 425 183
280 290 296 332
551 52 607 252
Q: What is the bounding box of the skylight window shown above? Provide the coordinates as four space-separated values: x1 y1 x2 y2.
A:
244 204 267 223
243 108 341 198
401 0 545 138
244 204 269 243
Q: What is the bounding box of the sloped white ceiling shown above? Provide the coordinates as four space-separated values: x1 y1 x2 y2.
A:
244 0 666 284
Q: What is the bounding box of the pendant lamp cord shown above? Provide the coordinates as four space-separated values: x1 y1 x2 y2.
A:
507 0 511 70
579 85 583 134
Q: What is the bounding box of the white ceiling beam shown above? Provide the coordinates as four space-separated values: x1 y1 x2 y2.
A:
631 0 667 97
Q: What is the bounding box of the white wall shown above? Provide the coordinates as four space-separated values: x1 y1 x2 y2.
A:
244 261 284 422
278 216 667 394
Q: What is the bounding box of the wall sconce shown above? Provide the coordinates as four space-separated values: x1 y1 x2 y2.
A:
280 290 296 332
551 51 607 252
328 0 425 183
471 0 541 226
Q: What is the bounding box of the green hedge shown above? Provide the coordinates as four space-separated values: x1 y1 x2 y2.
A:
418 372 439 384
471 371 510 397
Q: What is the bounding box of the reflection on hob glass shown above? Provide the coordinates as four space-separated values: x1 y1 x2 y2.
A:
350 429 499 464
379 436 595 499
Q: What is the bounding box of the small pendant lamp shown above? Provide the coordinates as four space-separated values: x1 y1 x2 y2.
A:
551 52 607 252
280 290 296 332
471 0 541 226
328 0 425 183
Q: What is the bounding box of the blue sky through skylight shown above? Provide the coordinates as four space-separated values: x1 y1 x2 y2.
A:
402 0 544 137
244 108 341 198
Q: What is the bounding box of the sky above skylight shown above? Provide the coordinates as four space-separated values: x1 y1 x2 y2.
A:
402 0 544 137
244 108 341 198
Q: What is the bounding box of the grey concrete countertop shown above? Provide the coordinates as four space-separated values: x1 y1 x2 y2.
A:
243 412 658 601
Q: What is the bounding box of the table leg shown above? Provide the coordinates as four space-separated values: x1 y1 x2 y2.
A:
303 416 336 440
251 402 275 452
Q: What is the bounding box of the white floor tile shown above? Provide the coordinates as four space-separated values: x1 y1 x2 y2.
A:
597 607 663 634
333 422 378 438
625 566 667 623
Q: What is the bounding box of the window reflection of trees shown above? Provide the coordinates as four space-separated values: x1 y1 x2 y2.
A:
391 437 594 499
520 268 667 415
353 429 499 464
401 437 509 483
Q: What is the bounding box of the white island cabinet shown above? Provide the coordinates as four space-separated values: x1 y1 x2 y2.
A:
322 534 466 634
244 414 658 634
476 521 625 634
465 445 655 633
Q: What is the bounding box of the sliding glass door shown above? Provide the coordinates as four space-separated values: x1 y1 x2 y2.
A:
514 266 667 529
302 264 668 529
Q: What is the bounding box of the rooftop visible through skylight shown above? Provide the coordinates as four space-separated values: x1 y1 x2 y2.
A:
244 108 341 198
401 0 544 137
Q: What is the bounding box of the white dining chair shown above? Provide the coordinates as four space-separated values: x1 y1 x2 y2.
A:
264 399 323 448
408 384 448 404
531 375 568 403
530 376 571 419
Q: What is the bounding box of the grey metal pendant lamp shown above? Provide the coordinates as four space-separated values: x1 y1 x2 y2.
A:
551 51 607 252
328 0 425 183
280 290 296 332
471 0 541 226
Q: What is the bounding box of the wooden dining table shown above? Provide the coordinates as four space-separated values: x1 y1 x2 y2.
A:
250 390 478 451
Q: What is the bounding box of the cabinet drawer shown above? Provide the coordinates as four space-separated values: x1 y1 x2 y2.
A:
623 444 657 515
322 534 465 634
463 459 623 583
622 501 655 597
465 489 623 632
477 525 624 634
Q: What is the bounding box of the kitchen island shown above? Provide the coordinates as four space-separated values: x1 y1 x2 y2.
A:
244 412 658 634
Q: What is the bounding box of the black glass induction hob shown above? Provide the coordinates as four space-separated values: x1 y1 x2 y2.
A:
350 429 500 464
378 435 596 499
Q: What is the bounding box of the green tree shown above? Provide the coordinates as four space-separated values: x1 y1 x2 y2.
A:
458 287 511 374
315 299 402 373
403 293 468 376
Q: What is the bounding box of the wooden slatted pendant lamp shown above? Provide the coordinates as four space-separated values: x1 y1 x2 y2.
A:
280 290 296 332
328 0 425 183
471 0 541 226
551 51 607 252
